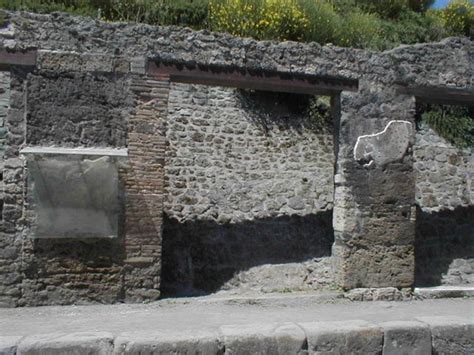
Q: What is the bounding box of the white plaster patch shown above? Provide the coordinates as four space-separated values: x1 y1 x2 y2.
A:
354 120 413 167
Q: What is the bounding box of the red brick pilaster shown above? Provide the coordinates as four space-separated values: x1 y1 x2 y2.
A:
123 74 170 301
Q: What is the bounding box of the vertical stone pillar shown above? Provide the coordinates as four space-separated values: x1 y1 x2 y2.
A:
333 82 417 289
123 72 170 301
0 69 25 307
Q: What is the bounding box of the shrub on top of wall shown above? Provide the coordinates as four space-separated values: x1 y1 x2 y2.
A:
96 0 209 28
375 10 446 49
0 0 471 47
420 104 474 149
440 0 474 36
209 0 311 42
0 0 97 17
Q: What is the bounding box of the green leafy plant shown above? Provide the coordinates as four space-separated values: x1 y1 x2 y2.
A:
0 0 97 16
0 0 471 49
337 9 381 48
0 9 8 27
440 0 474 36
375 9 446 49
95 0 209 27
297 0 341 44
307 96 333 133
209 0 311 41
421 105 474 149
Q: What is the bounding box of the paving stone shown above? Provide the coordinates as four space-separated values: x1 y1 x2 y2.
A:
220 322 306 355
0 336 23 355
114 330 220 355
299 320 383 355
417 316 474 355
17 332 114 355
414 286 474 299
379 320 431 355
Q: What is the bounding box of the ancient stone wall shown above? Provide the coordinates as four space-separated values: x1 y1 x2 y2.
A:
0 50 168 306
162 83 334 294
26 71 130 148
166 84 334 223
414 124 473 286
0 10 471 306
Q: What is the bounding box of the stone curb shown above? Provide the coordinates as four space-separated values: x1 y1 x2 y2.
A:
414 286 474 299
1 317 472 354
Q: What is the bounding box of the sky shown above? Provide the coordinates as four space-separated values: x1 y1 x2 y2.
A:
432 0 449 8
432 0 473 8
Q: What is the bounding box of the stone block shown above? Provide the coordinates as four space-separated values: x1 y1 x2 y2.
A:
114 330 220 354
414 286 474 299
299 320 383 355
417 316 474 355
380 321 431 355
337 244 415 289
82 53 114 72
113 57 130 73
17 332 114 355
220 322 306 355
0 336 23 355
37 50 82 72
130 57 146 74
354 120 413 167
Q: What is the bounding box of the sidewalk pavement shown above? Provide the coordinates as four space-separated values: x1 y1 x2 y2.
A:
0 292 473 354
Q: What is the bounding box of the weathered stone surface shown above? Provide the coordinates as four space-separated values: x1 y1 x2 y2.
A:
417 316 474 355
161 84 335 294
354 120 413 167
0 9 472 306
16 332 114 355
222 257 335 293
37 50 111 73
26 72 130 148
414 124 473 287
220 322 306 355
113 330 221 355
299 320 383 354
414 285 474 299
344 287 412 301
333 83 418 289
166 84 335 224
380 321 431 355
0 336 23 355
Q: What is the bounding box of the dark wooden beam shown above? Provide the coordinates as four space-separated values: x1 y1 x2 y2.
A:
396 85 474 106
0 49 37 70
147 61 358 95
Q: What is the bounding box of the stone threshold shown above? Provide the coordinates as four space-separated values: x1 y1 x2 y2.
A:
414 285 474 299
1 316 472 354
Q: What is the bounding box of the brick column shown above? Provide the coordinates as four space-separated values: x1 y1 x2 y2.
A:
123 74 170 301
333 82 417 289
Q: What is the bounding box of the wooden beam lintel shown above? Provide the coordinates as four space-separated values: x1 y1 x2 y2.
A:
147 61 358 96
397 84 474 106
0 49 37 70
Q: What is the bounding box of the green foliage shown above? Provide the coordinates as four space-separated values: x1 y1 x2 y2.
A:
353 0 435 18
209 0 311 41
307 96 333 133
421 105 474 149
376 9 446 49
355 0 409 19
440 0 474 36
407 0 436 12
337 9 382 48
0 0 472 49
0 9 8 27
94 0 208 27
0 0 97 16
297 0 340 44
